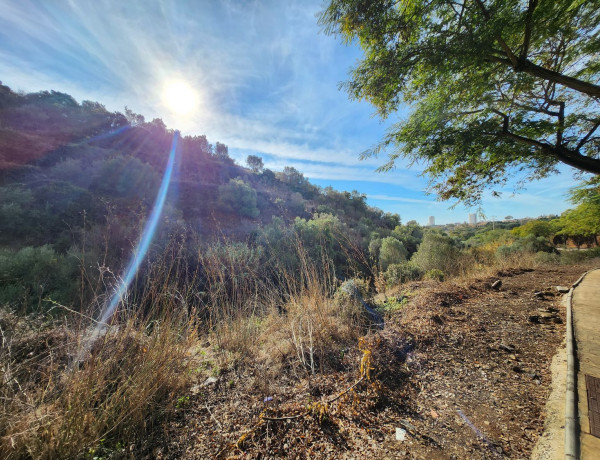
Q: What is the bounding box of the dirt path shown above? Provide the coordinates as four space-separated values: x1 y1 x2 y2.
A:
150 262 599 459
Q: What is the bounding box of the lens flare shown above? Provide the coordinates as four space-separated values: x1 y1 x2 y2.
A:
96 130 180 326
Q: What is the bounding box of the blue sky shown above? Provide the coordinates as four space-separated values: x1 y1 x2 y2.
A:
0 0 582 225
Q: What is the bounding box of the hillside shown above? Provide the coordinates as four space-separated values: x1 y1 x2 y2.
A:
1 84 600 459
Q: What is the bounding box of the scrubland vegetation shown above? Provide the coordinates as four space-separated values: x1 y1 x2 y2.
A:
1 83 600 458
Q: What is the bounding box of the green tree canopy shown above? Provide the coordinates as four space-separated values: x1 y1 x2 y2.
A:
511 219 559 238
557 202 600 243
320 0 600 204
379 236 408 270
218 178 260 218
246 155 264 173
411 232 461 274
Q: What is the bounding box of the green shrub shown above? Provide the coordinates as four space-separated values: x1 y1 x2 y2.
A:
379 236 408 271
384 261 423 286
496 234 554 258
411 232 461 275
336 278 370 301
0 245 80 312
534 251 561 265
380 295 408 313
425 269 445 282
559 247 600 264
218 178 260 218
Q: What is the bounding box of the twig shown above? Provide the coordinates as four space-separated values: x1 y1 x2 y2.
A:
205 403 223 429
327 375 365 404
45 300 107 326
261 410 309 422
262 374 366 421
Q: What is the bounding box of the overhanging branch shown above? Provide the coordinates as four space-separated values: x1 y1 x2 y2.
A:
490 109 600 174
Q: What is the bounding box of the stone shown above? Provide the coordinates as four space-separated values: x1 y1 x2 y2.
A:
396 427 407 441
555 286 570 293
203 376 218 386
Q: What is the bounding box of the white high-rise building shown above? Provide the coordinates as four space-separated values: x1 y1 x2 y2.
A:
469 213 477 225
428 216 435 226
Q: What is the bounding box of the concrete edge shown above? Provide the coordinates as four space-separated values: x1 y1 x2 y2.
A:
564 269 598 460
564 286 578 460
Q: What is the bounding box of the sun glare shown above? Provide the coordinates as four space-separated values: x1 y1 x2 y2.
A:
162 80 198 116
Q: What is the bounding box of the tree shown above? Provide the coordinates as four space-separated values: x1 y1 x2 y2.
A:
379 236 408 270
218 178 260 218
124 106 145 126
246 155 264 173
511 219 559 238
411 232 461 274
557 202 600 246
214 142 230 160
556 175 600 246
320 0 600 204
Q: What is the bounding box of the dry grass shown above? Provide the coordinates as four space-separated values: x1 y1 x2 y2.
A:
0 236 374 458
200 239 367 374
0 245 200 459
0 308 197 459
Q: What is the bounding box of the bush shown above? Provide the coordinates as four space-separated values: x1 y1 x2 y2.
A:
0 245 80 312
559 247 600 265
336 278 370 301
218 178 260 218
380 295 408 313
411 232 461 275
496 235 554 258
378 236 408 271
534 251 561 265
384 261 423 286
425 269 445 282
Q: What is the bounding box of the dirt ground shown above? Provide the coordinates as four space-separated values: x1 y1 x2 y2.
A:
149 261 599 459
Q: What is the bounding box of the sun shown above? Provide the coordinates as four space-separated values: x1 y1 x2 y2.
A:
162 80 198 116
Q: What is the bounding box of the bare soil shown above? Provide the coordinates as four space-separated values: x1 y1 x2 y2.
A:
149 261 599 459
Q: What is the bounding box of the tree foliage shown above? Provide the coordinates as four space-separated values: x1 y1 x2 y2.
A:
320 0 600 204
511 219 558 238
557 202 600 243
411 232 461 274
218 178 260 218
246 155 264 173
378 236 408 270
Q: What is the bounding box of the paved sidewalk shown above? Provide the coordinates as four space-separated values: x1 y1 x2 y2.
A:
572 269 600 459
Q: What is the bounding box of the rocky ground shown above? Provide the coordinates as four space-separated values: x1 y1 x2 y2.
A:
149 261 599 459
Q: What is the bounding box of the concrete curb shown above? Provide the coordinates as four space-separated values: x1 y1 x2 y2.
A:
564 269 595 460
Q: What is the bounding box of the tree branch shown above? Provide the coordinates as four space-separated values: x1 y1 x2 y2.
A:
518 59 600 98
479 2 600 98
493 99 560 117
488 55 600 98
576 122 600 150
473 0 519 66
490 109 600 174
556 100 565 147
520 0 539 60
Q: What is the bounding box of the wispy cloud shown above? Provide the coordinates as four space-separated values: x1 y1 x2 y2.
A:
367 194 433 204
0 0 580 224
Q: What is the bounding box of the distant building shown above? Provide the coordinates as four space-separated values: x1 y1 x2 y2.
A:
428 216 435 226
469 213 477 225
